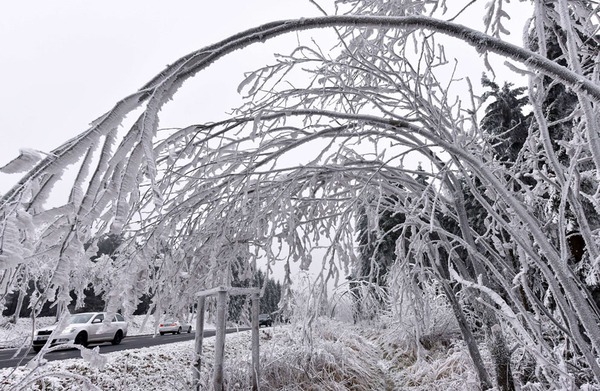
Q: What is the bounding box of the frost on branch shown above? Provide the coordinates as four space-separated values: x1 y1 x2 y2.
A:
0 148 46 174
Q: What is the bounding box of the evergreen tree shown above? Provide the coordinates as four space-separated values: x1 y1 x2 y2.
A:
3 234 126 317
260 275 282 316
227 258 250 322
480 75 531 164
414 163 429 187
352 169 430 322
356 166 429 287
356 189 404 286
228 268 281 322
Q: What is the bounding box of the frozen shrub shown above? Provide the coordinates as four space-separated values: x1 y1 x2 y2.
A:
223 317 392 390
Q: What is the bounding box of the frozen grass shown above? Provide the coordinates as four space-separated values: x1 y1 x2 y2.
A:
0 317 58 350
0 315 485 390
389 341 481 390
237 318 393 390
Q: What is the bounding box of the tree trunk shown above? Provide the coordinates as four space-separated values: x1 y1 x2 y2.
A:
439 279 493 390
451 181 516 391
489 324 515 391
10 290 25 324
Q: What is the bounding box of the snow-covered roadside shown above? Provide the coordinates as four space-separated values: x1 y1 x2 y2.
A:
0 318 56 350
0 316 482 390
1 331 241 390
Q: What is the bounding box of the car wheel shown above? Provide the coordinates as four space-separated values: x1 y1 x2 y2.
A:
160 332 165 336
187 326 192 333
74 332 88 347
111 330 123 345
177 327 182 334
33 346 42 353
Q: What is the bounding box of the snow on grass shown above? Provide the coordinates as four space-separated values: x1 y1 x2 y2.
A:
0 315 482 390
360 317 481 391
390 341 481 390
252 319 392 390
2 337 204 390
0 317 57 350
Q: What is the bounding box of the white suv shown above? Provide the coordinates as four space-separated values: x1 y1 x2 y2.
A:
32 312 128 352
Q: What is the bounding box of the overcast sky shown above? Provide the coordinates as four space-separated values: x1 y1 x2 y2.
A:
0 0 325 195
0 1 532 198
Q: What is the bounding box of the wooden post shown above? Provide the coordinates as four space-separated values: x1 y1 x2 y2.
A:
195 286 260 390
251 292 260 391
193 296 206 391
213 289 227 391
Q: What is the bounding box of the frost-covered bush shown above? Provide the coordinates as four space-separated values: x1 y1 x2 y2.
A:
379 268 460 362
329 280 390 324
223 318 390 390
392 341 481 391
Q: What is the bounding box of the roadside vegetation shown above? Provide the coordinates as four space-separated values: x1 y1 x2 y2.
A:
1 313 482 391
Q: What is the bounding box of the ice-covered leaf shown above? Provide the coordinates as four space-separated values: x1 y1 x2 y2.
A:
0 148 46 174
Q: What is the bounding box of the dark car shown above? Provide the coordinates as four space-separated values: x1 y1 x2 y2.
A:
258 313 272 327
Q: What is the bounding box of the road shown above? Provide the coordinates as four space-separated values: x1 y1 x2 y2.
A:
0 328 249 369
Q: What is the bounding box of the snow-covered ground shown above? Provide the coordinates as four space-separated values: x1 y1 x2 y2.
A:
0 315 480 390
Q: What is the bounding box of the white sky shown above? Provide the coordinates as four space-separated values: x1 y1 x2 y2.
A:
0 1 533 196
0 0 325 195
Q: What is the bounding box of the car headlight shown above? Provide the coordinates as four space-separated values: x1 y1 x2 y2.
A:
63 327 78 334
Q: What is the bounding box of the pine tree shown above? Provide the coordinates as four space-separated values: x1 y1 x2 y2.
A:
228 268 281 322
480 75 531 164
355 188 404 286
414 163 429 187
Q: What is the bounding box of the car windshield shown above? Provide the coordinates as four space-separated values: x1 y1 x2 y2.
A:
68 314 94 324
259 314 269 319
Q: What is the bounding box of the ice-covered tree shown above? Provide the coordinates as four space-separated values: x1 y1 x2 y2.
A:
1 0 600 389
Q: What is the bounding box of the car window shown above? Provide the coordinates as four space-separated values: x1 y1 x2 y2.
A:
92 314 104 323
114 314 124 322
68 314 94 324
